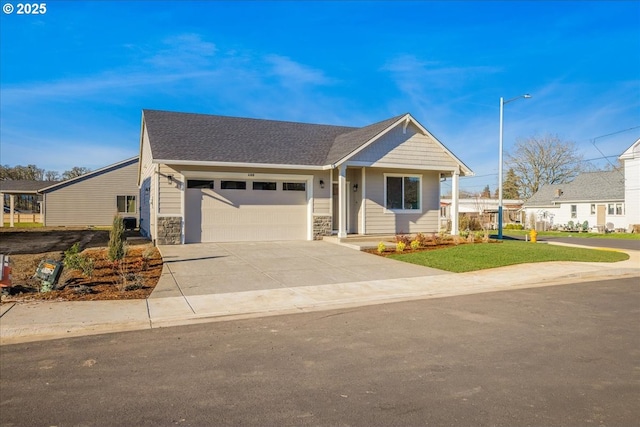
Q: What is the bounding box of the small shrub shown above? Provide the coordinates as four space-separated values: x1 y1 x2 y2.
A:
108 215 126 262
63 243 83 270
377 242 386 254
410 240 420 250
505 224 524 230
119 271 144 292
414 232 431 246
79 257 95 278
40 281 55 293
582 220 589 232
467 233 475 243
141 244 155 271
395 234 411 245
396 241 406 252
452 235 461 246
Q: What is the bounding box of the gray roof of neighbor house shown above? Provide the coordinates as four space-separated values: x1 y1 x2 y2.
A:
524 171 625 207
142 110 430 167
0 180 58 194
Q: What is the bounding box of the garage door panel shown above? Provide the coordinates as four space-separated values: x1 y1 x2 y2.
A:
186 183 308 243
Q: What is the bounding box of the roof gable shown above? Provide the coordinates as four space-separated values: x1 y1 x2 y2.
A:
40 157 139 193
326 114 407 164
619 137 640 160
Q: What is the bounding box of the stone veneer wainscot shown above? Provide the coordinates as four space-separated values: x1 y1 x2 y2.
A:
156 216 182 245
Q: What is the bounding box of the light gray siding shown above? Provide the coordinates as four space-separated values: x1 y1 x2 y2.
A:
158 164 182 215
43 159 139 227
352 123 458 170
364 168 440 234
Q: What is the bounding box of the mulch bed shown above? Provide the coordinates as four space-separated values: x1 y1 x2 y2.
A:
1 245 163 302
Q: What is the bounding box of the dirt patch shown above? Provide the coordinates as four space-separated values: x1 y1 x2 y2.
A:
1 229 162 303
0 227 113 254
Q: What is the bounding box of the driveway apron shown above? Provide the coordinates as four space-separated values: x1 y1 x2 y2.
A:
151 241 448 298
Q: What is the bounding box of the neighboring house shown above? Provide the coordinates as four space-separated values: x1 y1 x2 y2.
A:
522 170 626 231
138 110 473 244
39 157 140 227
440 198 524 230
619 138 640 229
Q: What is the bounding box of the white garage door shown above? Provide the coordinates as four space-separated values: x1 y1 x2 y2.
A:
185 179 308 243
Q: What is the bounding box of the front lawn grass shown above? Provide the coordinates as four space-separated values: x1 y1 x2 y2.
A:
504 230 640 240
388 240 629 273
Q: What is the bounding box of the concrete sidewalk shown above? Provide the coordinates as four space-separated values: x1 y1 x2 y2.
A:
1 245 638 345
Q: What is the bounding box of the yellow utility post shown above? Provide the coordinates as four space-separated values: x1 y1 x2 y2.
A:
530 229 537 243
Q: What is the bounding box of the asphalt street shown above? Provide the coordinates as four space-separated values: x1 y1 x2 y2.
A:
1 277 638 426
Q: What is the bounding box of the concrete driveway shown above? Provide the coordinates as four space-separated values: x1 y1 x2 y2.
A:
150 241 448 298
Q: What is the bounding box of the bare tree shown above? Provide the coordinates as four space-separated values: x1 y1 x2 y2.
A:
62 166 91 180
506 134 585 199
0 164 44 181
44 170 61 181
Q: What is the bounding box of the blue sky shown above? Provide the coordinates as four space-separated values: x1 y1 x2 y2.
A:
1 1 639 194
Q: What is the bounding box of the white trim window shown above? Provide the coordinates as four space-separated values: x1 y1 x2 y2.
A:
570 204 577 219
608 203 624 215
384 174 422 212
117 195 136 214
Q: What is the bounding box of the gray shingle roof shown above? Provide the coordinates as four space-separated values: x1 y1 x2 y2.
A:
0 180 57 194
143 110 408 166
524 171 625 206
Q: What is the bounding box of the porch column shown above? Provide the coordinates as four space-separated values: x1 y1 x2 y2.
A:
0 192 3 227
338 164 347 238
451 170 459 235
9 194 15 228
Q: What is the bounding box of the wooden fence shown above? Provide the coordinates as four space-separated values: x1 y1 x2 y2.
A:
2 213 43 224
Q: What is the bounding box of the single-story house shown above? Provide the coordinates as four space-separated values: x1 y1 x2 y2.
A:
619 138 639 229
1 157 139 227
440 198 524 230
138 110 473 244
522 170 626 231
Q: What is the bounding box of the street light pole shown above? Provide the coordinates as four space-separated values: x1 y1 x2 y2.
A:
498 94 531 240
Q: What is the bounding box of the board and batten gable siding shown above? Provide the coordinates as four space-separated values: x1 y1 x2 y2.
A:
138 126 155 237
43 160 139 227
364 168 440 234
351 123 459 170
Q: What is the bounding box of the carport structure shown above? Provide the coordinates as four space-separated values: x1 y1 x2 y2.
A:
0 180 47 227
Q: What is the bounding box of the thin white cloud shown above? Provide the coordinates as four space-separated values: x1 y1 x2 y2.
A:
265 54 334 87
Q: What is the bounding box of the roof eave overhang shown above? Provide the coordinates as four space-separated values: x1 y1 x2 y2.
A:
153 159 326 171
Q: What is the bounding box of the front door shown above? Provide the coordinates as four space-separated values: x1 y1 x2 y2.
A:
596 204 606 227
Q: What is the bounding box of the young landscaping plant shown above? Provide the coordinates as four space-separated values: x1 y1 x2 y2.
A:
108 215 126 262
